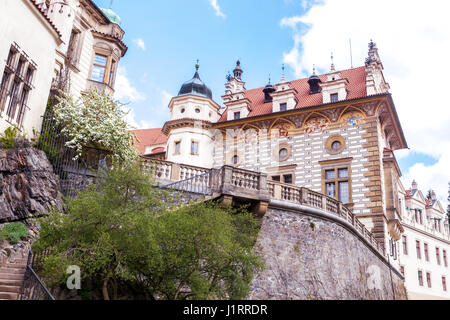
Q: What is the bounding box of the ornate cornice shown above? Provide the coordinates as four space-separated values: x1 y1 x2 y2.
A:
162 118 213 135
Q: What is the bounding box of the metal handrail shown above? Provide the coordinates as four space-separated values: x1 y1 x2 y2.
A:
19 247 55 301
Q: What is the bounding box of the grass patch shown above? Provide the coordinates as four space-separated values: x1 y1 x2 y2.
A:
0 223 29 244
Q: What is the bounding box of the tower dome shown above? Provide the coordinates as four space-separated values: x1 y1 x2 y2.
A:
101 1 122 25
308 67 322 94
178 62 213 99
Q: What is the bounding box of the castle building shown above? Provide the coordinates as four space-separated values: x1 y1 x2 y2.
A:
138 41 408 251
0 0 127 137
398 180 450 299
137 42 450 298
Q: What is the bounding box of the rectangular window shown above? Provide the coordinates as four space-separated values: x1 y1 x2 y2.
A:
426 272 432 288
0 71 11 112
416 240 421 259
418 270 423 286
91 53 108 82
330 93 339 103
6 48 17 68
0 45 33 124
109 60 117 86
444 250 448 267
280 103 287 112
424 243 429 261
67 29 80 64
234 111 241 120
436 247 441 265
402 236 408 255
174 141 181 155
271 176 281 182
322 164 351 204
6 80 20 119
283 174 293 184
191 141 199 155
443 277 447 292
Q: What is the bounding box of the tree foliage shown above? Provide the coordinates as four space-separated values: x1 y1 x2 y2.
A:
34 162 263 300
52 89 137 162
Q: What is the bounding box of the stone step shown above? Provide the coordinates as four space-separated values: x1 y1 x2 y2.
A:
5 263 27 269
0 274 24 281
0 268 25 275
0 292 18 300
0 279 22 287
0 285 21 293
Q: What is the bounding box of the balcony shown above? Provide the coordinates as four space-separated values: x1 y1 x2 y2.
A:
85 79 114 96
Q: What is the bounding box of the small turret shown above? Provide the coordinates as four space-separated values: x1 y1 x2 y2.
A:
307 66 322 95
263 76 276 103
233 60 243 80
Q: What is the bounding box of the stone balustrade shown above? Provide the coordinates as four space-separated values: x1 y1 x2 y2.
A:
144 158 385 255
268 181 385 255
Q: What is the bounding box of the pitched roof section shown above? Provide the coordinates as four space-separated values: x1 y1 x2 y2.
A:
131 128 168 155
218 66 367 122
29 0 63 38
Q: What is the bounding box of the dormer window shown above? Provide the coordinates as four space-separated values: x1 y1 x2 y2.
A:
330 93 339 103
280 103 287 112
234 111 241 120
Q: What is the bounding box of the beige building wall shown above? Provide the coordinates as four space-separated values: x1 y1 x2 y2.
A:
0 0 60 137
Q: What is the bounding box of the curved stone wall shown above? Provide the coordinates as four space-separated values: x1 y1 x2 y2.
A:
250 202 407 300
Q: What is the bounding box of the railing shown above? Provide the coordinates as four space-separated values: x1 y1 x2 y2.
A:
161 168 223 206
147 160 385 255
142 158 210 183
19 248 55 301
268 181 385 255
230 167 261 190
37 109 109 197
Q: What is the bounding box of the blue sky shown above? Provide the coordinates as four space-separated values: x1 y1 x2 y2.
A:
94 0 450 201
95 0 312 122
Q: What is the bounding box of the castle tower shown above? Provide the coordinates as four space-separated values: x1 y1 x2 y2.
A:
163 62 221 168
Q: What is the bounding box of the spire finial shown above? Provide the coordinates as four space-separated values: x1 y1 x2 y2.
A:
281 64 286 82
330 53 335 72
268 74 271 84
313 64 316 75
109 0 114 9
195 59 200 71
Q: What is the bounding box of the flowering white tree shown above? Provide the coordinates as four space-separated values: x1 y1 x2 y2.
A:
52 89 137 162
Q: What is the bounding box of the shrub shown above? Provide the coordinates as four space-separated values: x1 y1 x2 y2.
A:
0 223 29 244
0 126 25 149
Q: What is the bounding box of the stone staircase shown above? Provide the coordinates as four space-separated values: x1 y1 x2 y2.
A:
0 256 27 300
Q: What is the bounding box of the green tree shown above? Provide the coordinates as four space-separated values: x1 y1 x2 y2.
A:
51 88 138 162
34 162 262 300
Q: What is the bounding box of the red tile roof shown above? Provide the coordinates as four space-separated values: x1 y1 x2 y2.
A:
131 128 168 155
218 66 367 122
29 0 63 38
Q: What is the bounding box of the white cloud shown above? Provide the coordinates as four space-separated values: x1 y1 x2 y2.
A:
124 88 173 130
208 0 226 19
114 67 146 103
281 0 450 200
133 38 147 51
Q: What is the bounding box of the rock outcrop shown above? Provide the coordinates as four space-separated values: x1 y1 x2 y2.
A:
0 139 63 223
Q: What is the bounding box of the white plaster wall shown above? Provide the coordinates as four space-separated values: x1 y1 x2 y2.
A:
170 97 220 123
166 126 216 169
399 226 450 299
0 0 59 137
